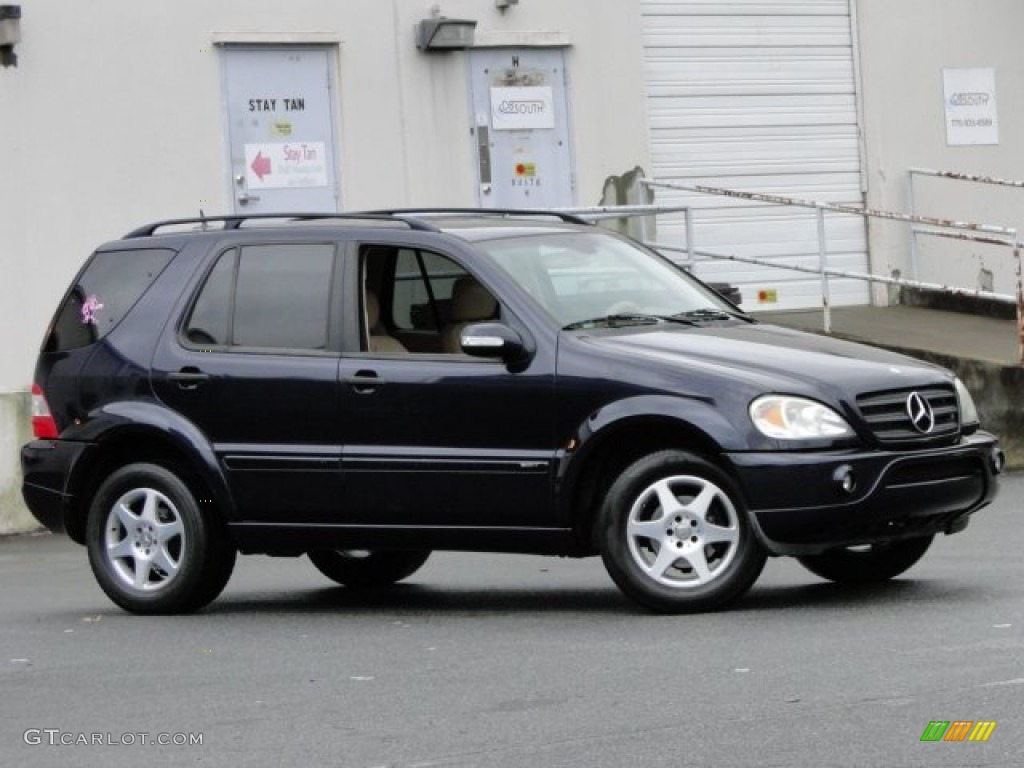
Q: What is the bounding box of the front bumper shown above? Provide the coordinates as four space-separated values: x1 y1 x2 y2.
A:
727 432 1002 555
20 439 94 537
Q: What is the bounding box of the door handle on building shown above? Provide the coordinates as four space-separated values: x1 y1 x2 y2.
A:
235 174 261 206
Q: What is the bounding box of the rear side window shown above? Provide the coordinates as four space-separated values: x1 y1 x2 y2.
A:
45 249 174 352
185 243 337 351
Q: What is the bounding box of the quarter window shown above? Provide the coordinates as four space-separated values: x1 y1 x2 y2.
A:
46 249 174 352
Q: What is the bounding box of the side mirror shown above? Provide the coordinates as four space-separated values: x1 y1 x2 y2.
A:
460 322 528 362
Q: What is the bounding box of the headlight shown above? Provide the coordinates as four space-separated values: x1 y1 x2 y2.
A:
750 395 854 439
954 377 980 427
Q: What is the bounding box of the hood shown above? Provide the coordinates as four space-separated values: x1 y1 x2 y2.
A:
578 322 950 397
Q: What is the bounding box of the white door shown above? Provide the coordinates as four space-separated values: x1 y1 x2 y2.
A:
222 47 340 214
469 49 575 209
641 0 869 310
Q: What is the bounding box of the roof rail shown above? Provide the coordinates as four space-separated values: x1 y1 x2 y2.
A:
122 212 441 239
368 208 595 227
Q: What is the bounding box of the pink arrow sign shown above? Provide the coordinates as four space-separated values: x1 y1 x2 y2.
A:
250 151 272 181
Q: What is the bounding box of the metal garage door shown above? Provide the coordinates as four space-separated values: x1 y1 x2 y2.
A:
641 0 869 311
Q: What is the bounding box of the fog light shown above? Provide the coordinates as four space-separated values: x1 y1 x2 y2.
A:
833 465 856 495
991 447 1005 475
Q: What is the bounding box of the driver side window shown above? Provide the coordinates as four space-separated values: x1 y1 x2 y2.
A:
360 245 499 355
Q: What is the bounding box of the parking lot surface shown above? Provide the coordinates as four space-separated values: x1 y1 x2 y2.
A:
1 474 1022 768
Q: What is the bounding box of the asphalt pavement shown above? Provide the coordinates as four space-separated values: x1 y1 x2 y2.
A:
1 474 1022 768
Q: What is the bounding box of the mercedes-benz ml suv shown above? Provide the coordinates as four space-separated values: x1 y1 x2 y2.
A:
21 210 1003 614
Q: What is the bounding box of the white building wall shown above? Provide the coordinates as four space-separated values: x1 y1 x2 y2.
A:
855 0 1024 301
6 0 1024 533
0 0 651 532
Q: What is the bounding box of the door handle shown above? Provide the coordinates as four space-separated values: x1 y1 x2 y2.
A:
342 370 384 394
169 368 210 391
235 174 261 206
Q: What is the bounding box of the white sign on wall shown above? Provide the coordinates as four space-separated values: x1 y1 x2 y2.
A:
490 86 555 131
943 68 999 146
244 142 329 189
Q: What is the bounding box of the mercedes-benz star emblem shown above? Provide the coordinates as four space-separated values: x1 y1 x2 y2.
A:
906 392 935 434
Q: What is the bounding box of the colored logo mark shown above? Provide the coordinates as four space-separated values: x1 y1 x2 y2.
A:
920 720 997 742
80 295 104 325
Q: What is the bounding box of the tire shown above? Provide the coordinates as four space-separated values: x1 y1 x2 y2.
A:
308 549 431 588
598 450 766 614
796 536 934 584
86 463 235 615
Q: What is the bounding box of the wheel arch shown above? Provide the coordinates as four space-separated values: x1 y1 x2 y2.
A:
64 402 234 545
557 396 745 553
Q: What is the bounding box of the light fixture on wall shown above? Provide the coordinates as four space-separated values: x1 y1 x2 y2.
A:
0 5 20 68
495 0 519 9
416 16 477 51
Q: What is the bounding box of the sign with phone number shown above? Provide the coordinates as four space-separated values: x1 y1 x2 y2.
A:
943 68 999 146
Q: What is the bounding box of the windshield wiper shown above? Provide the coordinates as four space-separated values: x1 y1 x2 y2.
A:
672 307 754 323
562 313 697 331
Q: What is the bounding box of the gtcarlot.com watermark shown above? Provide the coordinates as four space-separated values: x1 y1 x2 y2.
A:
24 729 203 747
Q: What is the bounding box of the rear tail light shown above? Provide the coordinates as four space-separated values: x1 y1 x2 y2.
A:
31 384 59 439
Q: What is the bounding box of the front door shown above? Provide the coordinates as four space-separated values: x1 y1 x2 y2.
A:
221 47 340 213
339 243 558 528
469 48 575 209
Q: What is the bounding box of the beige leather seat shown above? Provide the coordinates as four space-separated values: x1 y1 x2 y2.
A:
441 277 498 354
365 291 408 354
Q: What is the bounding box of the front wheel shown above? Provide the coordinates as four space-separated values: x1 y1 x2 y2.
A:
796 536 934 584
598 450 766 614
308 549 431 588
86 463 235 614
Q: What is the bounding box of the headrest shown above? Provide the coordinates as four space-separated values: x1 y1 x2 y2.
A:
451 277 497 322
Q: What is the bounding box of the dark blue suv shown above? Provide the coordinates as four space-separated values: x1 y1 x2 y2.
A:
21 211 1003 614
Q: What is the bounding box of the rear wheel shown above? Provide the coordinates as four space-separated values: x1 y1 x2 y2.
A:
796 536 934 584
86 463 235 614
308 549 431 588
598 450 766 614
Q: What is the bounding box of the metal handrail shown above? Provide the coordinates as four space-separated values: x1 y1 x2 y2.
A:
910 167 1024 190
907 167 1024 283
906 168 1024 364
650 241 1015 304
645 179 1018 237
561 179 1024 364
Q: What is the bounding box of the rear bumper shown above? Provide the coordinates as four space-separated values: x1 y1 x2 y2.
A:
20 440 93 537
727 432 1002 555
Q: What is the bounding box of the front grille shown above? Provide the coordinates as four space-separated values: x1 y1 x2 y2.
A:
856 385 959 443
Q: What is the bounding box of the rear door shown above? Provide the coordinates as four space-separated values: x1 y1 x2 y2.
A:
151 239 345 524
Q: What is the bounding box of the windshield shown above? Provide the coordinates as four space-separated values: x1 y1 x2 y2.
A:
476 231 741 328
